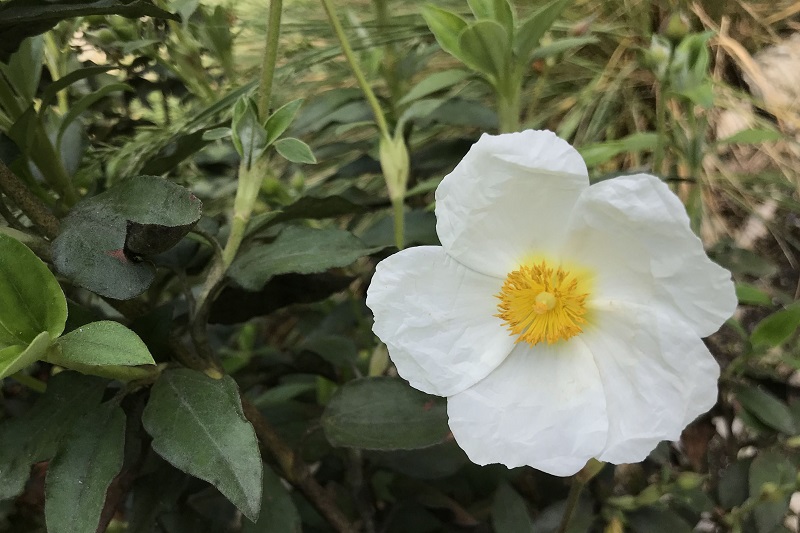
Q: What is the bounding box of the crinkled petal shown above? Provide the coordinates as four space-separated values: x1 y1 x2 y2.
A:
436 130 589 278
560 174 736 337
580 303 720 464
447 341 608 477
366 246 514 397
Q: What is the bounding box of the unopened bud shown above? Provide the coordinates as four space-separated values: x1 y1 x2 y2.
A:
379 133 410 202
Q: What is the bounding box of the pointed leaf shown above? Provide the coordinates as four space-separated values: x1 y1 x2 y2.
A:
321 377 449 450
273 137 317 164
229 226 383 291
529 35 598 60
264 99 304 146
749 451 794 533
421 6 469 61
734 384 797 435
514 0 572 61
0 331 50 379
0 233 66 348
398 69 471 106
57 83 134 145
0 372 107 500
45 403 126 533
232 97 268 169
750 304 800 347
492 483 534 533
142 369 263 521
242 466 301 533
458 20 510 79
467 0 514 37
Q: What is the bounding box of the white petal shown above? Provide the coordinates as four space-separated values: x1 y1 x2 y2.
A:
435 130 589 278
581 303 720 464
447 341 608 477
560 174 736 337
366 246 515 397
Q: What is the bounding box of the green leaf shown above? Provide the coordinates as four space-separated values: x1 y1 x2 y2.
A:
264 99 303 146
749 451 795 533
0 331 50 380
467 0 514 37
232 97 268 169
230 226 383 291
273 137 317 164
0 36 43 100
142 369 263 521
48 321 156 380
513 0 571 60
734 384 797 435
718 458 751 509
39 66 116 108
577 132 659 167
52 175 202 299
0 0 179 62
735 283 773 306
57 83 134 145
717 128 784 145
421 6 469 61
458 20 510 79
492 484 534 533
201 127 231 141
242 466 301 533
750 305 800 347
0 233 67 348
398 69 471 106
529 36 598 60
0 372 107 501
627 507 693 533
321 377 449 450
45 402 126 533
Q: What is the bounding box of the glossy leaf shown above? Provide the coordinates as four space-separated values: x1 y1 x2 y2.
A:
52 175 202 299
514 0 571 60
0 233 67 348
0 331 50 380
0 372 107 500
421 6 469 61
734 385 797 435
45 403 126 533
458 20 509 79
142 369 263 521
492 484 534 533
264 99 303 146
242 467 301 533
322 377 449 450
230 226 383 291
750 305 800 347
273 137 317 164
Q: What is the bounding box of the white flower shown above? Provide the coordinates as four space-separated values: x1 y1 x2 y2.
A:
366 130 737 477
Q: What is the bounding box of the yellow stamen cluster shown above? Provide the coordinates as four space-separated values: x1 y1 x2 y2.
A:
496 261 589 345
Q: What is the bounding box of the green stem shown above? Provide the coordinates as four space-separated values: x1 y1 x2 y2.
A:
653 82 667 175
257 0 283 121
556 476 586 533
372 0 400 111
320 0 391 139
0 159 60 238
392 198 404 250
11 372 47 393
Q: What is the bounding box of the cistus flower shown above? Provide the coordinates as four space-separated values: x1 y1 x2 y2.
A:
365 130 737 477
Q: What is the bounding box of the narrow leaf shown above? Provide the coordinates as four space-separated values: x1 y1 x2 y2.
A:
264 99 304 146
718 128 783 145
273 137 317 164
57 83 134 145
322 377 449 450
749 451 794 533
514 0 572 60
734 384 797 435
398 70 471 106
750 305 800 347
142 369 263 521
45 403 126 533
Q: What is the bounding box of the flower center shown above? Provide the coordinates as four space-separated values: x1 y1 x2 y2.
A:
496 260 590 346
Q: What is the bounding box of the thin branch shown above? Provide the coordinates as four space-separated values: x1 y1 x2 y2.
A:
0 160 60 239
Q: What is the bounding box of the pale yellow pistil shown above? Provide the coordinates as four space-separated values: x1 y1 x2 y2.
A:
496 261 589 345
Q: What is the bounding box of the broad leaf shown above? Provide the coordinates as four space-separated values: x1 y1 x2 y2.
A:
0 372 107 500
242 467 301 533
0 0 179 62
749 451 794 533
321 377 449 450
467 0 514 37
734 385 797 435
273 137 316 164
230 226 383 291
142 369 263 521
0 331 50 380
492 484 534 533
718 459 751 509
421 6 469 61
232 97 268 169
514 0 572 61
45 403 126 533
0 233 67 348
750 304 800 347
264 99 304 146
52 175 202 299
458 20 510 79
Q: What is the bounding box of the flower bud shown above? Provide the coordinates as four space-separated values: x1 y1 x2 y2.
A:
677 472 704 490
379 133 410 202
661 12 691 44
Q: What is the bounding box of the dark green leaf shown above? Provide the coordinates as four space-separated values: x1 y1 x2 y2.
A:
492 483 534 533
367 440 468 479
458 20 510 78
627 507 693 533
242 466 301 533
360 210 439 248
52 175 202 299
530 497 593 533
321 377 449 450
0 0 179 62
421 6 469 61
57 83 134 145
266 187 372 227
264 99 303 146
734 385 797 435
273 137 316 164
142 369 262 521
0 372 107 500
229 226 383 291
718 458 751 509
751 305 800 347
0 36 43 100
39 66 117 109
300 335 358 366
141 128 212 175
0 233 67 348
513 0 571 60
45 403 126 533
749 451 794 533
